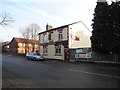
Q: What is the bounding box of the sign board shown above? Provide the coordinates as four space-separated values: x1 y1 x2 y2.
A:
75 48 92 59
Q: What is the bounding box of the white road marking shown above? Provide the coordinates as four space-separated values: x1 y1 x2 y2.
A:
68 69 120 79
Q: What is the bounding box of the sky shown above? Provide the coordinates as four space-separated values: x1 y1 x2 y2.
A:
0 0 112 42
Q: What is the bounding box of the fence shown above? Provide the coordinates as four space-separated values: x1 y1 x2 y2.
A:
91 51 120 64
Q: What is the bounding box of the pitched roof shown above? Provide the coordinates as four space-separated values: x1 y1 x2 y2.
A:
38 21 91 35
13 37 39 44
2 41 10 45
0 41 10 46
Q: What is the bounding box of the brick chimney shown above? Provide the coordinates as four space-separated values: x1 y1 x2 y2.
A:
46 23 53 31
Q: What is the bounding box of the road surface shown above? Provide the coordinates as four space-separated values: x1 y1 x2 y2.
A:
2 54 120 88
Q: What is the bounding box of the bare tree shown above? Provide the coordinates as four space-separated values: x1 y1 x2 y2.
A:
20 27 31 53
0 12 15 27
20 27 31 40
28 23 40 52
20 23 40 53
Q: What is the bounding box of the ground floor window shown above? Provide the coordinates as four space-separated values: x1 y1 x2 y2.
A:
18 49 25 53
55 45 61 54
43 46 48 54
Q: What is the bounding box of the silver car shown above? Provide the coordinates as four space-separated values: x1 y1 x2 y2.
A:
26 52 44 61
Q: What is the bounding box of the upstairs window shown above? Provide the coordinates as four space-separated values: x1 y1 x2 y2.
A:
6 45 9 48
43 34 47 43
29 44 32 47
58 31 63 40
35 44 38 47
19 43 22 47
48 32 53 41
39 35 41 41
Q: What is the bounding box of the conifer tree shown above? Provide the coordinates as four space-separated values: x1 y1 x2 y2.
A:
91 0 109 53
110 1 120 53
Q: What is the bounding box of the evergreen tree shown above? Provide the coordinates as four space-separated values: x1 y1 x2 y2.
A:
91 0 109 53
91 0 120 54
110 1 120 54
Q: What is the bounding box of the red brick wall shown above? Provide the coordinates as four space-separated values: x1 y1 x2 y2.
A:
9 39 18 54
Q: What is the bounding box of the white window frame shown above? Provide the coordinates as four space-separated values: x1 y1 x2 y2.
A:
23 43 25 47
19 43 22 47
35 44 38 47
43 34 47 42
48 32 53 41
55 45 61 54
6 45 9 48
58 31 63 40
29 44 32 47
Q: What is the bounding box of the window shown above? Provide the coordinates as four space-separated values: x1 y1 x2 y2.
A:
28 50 31 52
19 49 22 53
6 45 9 48
39 35 41 41
23 43 25 47
23 50 25 53
19 43 22 47
19 49 25 53
43 34 47 42
58 31 62 40
43 46 47 54
19 43 25 47
35 44 38 47
55 45 61 54
48 32 53 41
29 44 32 47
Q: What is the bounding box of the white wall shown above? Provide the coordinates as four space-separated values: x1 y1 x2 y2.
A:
69 22 91 48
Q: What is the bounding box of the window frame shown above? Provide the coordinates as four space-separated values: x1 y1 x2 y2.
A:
48 32 53 41
43 34 47 43
55 45 61 54
58 31 63 40
35 44 38 47
19 43 23 47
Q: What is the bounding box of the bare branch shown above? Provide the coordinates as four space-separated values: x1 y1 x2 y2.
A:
19 23 40 52
0 12 15 27
26 23 40 40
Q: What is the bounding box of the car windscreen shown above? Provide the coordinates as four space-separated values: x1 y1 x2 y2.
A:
35 53 41 56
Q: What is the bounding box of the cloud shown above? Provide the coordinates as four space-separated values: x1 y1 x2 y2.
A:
3 0 81 3
20 4 66 24
21 5 49 18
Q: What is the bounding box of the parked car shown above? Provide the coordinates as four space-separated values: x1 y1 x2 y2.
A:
26 52 44 61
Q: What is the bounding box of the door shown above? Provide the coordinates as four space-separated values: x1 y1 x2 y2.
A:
64 48 69 61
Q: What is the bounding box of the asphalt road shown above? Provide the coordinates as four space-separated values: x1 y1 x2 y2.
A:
2 54 120 88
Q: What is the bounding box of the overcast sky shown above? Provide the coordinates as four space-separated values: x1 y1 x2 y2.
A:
0 0 112 41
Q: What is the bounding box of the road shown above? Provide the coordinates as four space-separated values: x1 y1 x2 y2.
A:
2 54 120 88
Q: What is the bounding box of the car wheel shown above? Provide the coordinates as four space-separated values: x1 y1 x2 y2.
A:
26 57 29 60
33 58 36 61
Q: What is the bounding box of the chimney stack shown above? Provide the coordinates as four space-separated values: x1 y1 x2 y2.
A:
46 23 53 31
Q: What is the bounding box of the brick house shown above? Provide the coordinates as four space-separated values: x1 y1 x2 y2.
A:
8 37 39 54
1 41 10 52
38 21 91 61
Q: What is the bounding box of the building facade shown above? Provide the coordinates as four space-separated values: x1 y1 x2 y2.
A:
8 37 39 54
38 21 91 61
1 41 10 52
